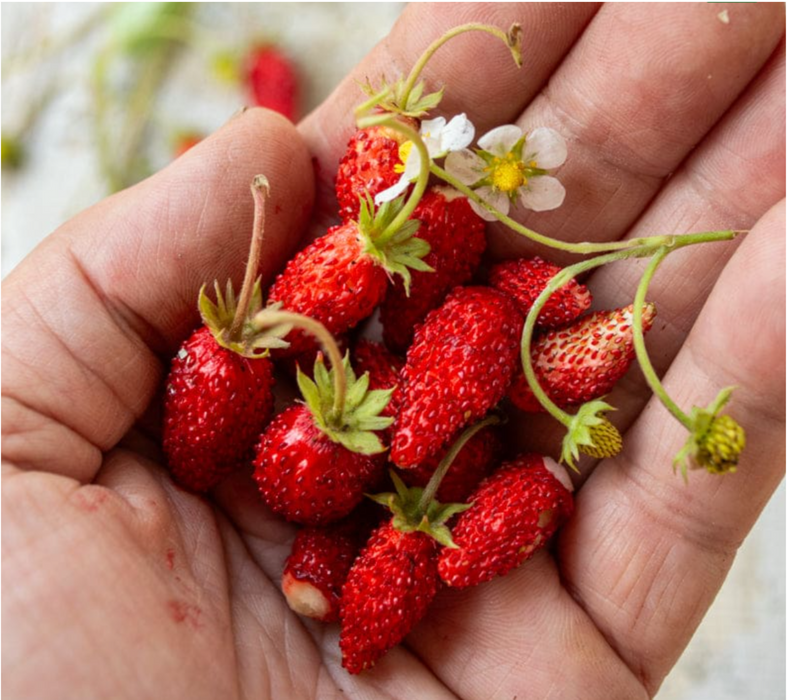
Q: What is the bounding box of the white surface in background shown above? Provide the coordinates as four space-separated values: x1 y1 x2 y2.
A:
1 4 784 699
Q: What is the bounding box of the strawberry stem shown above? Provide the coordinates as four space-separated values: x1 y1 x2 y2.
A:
431 162 742 255
399 22 523 109
252 310 347 418
357 115 430 247
417 415 501 513
522 233 742 425
230 175 270 340
631 247 693 429
520 245 661 426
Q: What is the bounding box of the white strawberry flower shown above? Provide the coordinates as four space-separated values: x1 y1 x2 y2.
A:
374 114 475 204
444 125 567 220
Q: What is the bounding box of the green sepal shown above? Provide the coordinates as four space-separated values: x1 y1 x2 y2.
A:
368 471 471 548
198 280 290 358
673 386 741 481
297 353 393 455
560 400 619 472
357 193 433 296
361 77 444 117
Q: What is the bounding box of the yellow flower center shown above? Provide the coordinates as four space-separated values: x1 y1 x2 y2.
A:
486 153 529 192
394 141 413 174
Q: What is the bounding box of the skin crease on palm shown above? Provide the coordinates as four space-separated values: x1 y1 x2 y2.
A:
1 3 784 699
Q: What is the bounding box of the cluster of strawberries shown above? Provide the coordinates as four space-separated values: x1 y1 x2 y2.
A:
161 23 659 674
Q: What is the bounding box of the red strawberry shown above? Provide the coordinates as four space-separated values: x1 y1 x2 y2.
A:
254 404 383 526
282 512 379 623
253 349 394 525
244 45 298 120
398 424 501 503
489 256 591 329
391 286 523 468
508 303 657 412
340 521 440 674
380 187 487 353
163 178 284 492
335 119 416 221
163 325 274 492
438 454 574 588
267 198 430 359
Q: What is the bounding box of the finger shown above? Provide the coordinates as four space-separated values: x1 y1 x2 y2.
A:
1 109 314 481
559 201 785 696
504 43 785 484
407 551 649 699
484 2 784 260
299 3 600 214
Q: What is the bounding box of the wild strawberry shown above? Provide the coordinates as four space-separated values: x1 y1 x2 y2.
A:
282 508 381 622
244 44 298 120
391 286 523 468
267 196 430 359
508 303 657 412
163 177 286 492
673 387 746 479
253 316 394 525
336 20 523 222
335 120 415 221
341 419 497 672
340 520 440 674
380 187 487 353
398 424 501 503
438 454 574 588
163 323 275 492
489 256 591 329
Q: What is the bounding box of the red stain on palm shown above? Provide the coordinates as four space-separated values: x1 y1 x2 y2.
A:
167 599 203 629
165 549 175 570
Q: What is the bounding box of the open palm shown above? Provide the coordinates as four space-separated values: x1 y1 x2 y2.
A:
3 4 784 698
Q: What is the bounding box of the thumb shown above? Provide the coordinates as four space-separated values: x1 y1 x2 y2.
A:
2 107 314 480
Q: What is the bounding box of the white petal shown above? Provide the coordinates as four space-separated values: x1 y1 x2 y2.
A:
518 176 566 212
375 176 410 204
470 186 510 221
524 127 567 169
403 147 423 180
438 113 475 153
445 149 486 186
420 116 447 137
478 124 523 156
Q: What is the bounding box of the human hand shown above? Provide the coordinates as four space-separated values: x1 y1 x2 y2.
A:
3 4 784 698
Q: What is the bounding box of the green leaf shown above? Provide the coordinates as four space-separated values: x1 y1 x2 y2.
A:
422 522 458 549
344 372 370 410
313 356 332 400
356 415 394 432
355 388 394 418
333 430 386 455
296 368 322 416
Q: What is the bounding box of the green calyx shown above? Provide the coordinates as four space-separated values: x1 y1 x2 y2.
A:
673 387 745 480
296 353 393 455
561 400 623 471
369 472 471 548
199 280 290 358
360 76 444 118
357 193 433 296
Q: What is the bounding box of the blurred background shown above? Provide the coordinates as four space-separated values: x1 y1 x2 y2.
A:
1 4 784 698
